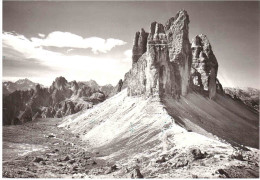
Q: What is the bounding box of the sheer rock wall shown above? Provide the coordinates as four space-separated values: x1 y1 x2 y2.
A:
123 10 222 100
191 34 219 99
125 10 191 98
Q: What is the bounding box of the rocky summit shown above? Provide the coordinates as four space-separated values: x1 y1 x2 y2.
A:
191 34 219 98
3 78 43 96
121 10 222 100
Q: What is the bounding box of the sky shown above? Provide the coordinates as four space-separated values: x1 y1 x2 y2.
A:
2 1 260 88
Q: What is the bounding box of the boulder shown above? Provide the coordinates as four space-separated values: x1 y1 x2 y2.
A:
68 159 76 164
190 148 206 160
131 168 144 178
32 157 44 163
156 156 166 163
63 156 70 161
105 165 118 174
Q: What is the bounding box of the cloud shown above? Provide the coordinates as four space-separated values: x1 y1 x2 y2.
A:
2 31 131 86
38 33 45 38
123 49 132 62
66 48 74 54
31 31 126 54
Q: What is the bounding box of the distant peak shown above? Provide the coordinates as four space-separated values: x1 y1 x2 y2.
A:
54 76 67 81
86 79 99 85
15 78 33 83
51 76 68 90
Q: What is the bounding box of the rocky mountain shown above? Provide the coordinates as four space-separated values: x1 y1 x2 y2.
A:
80 80 100 91
58 9 258 178
119 10 223 100
190 34 220 98
3 77 114 125
224 87 259 111
2 9 259 179
79 80 114 98
3 85 10 95
3 78 43 95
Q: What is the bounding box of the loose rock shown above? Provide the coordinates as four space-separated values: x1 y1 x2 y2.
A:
32 157 44 163
131 168 144 178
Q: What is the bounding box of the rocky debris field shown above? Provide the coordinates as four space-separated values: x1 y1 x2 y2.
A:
3 115 259 178
3 118 103 178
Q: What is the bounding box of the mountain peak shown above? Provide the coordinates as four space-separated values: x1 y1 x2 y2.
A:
3 78 40 94
51 76 68 90
15 78 33 84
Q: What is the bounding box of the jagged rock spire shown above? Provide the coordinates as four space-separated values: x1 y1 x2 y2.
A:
132 28 149 65
165 9 192 96
191 34 219 99
124 9 221 99
125 10 192 98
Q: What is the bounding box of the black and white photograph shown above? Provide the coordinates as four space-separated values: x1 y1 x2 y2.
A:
2 0 259 178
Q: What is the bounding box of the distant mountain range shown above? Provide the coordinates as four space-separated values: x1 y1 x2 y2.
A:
224 87 259 111
3 78 44 95
2 77 122 125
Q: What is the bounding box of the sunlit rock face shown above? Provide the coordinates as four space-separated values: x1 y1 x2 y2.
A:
191 34 219 99
123 10 224 100
165 10 192 96
124 10 191 98
145 22 178 97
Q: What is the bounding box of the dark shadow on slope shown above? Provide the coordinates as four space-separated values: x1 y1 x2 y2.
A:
162 92 259 149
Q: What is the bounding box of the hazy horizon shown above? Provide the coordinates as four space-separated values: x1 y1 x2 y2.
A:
3 1 260 88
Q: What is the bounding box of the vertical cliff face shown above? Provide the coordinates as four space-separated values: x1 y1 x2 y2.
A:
165 10 192 96
145 22 167 96
132 29 149 65
146 21 181 98
191 34 219 99
125 10 191 98
126 53 147 96
124 10 222 100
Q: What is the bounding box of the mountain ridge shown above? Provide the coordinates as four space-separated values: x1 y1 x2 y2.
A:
3 78 44 95
3 77 116 125
223 87 259 111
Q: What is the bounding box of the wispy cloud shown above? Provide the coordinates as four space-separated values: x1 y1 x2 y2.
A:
2 31 131 86
66 48 74 54
123 49 132 62
31 31 126 54
38 33 45 38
